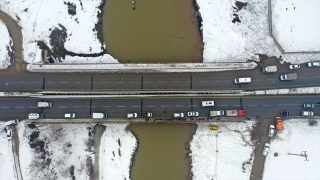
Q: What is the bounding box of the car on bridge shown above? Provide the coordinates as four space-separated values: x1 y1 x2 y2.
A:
307 61 320 67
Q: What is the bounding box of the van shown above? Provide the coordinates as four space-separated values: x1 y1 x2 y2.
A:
261 66 277 73
65 113 75 119
37 102 52 107
234 77 251 84
5 119 19 126
202 101 215 107
28 113 43 120
92 113 107 119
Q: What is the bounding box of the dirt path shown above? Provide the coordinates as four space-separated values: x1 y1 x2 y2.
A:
0 9 28 74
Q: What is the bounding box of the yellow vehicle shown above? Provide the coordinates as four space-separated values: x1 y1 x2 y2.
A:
209 125 218 130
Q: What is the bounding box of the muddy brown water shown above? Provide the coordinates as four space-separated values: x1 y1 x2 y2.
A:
102 0 203 63
127 124 197 180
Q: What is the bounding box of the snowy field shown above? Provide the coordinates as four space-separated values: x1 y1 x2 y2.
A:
99 124 137 180
198 0 320 63
263 119 320 180
0 19 12 69
0 0 118 64
190 121 255 180
18 122 95 180
0 123 16 180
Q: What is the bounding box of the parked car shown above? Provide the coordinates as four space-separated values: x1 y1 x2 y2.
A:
268 125 275 138
173 113 184 118
301 111 314 116
303 103 314 108
262 143 270 156
65 113 75 119
7 128 12 140
280 111 290 117
307 61 320 67
187 111 199 117
289 64 300 69
127 113 138 119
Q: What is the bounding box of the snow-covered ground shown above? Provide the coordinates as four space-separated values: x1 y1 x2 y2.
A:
99 124 137 180
190 121 255 180
0 0 118 64
198 0 320 63
18 122 95 180
254 86 320 95
0 123 16 180
272 0 320 52
0 19 12 69
263 119 320 180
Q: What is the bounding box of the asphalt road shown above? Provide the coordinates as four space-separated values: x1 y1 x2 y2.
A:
1 95 319 120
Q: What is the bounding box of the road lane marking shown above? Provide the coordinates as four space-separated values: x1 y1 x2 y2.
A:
30 107 38 108
60 82 68 83
233 105 241 106
158 81 165 83
277 104 300 106
212 81 220 82
160 105 169 107
190 105 198 107
18 81 26 83
103 106 111 107
262 105 271 106
58 106 67 108
73 106 82 108
298 77 308 79
132 106 140 108
1 107 9 108
224 81 230 82
200 81 208 82
144 81 151 83
47 82 54 83
252 79 260 81
314 76 320 78
186 81 193 83
130 81 138 83
74 82 83 83
218 105 227 106
248 105 257 106
267 79 276 81
116 82 124 83
146 106 154 107
176 105 184 107
88 106 96 108
33 81 41 83
117 106 125 107
16 107 24 108
101 82 109 84
172 81 180 83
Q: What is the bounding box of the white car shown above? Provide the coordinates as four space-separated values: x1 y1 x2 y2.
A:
127 113 138 119
173 113 184 118
268 125 275 138
64 113 76 119
289 64 300 69
307 61 320 67
7 128 12 140
187 111 199 117
301 111 314 116
262 143 270 156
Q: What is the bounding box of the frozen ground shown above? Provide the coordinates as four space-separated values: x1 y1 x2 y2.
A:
254 86 320 95
272 0 320 52
0 0 118 64
0 19 12 69
198 0 320 63
0 123 16 180
18 122 95 180
99 124 137 180
190 121 255 180
263 119 320 180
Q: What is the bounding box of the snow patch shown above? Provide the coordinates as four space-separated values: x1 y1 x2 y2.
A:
0 19 12 69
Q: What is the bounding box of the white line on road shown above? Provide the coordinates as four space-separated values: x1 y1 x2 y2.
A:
116 82 124 83
18 81 26 83
233 105 241 106
314 76 320 78
200 81 208 82
172 81 180 83
30 107 38 108
218 105 227 106
262 105 271 106
73 106 82 108
158 81 166 83
88 106 96 108
267 79 276 81
146 106 155 107
132 106 140 108
60 82 68 83
58 106 67 108
144 81 151 83
47 82 54 83
74 82 83 83
33 81 41 83
190 105 198 107
298 77 308 79
212 81 220 82
15 107 24 108
101 82 109 84
277 104 300 106
117 106 125 107
176 105 184 107
103 106 111 107
130 81 138 83
248 105 257 106
224 81 230 82
160 105 169 107
252 79 260 81
1 107 9 108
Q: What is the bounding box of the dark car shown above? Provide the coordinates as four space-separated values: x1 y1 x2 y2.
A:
280 111 290 117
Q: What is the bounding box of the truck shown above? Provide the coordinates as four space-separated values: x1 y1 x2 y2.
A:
275 116 283 130
279 73 297 81
140 112 152 118
261 66 277 73
226 109 245 117
127 113 138 119
37 102 52 107
92 113 107 119
210 110 224 117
